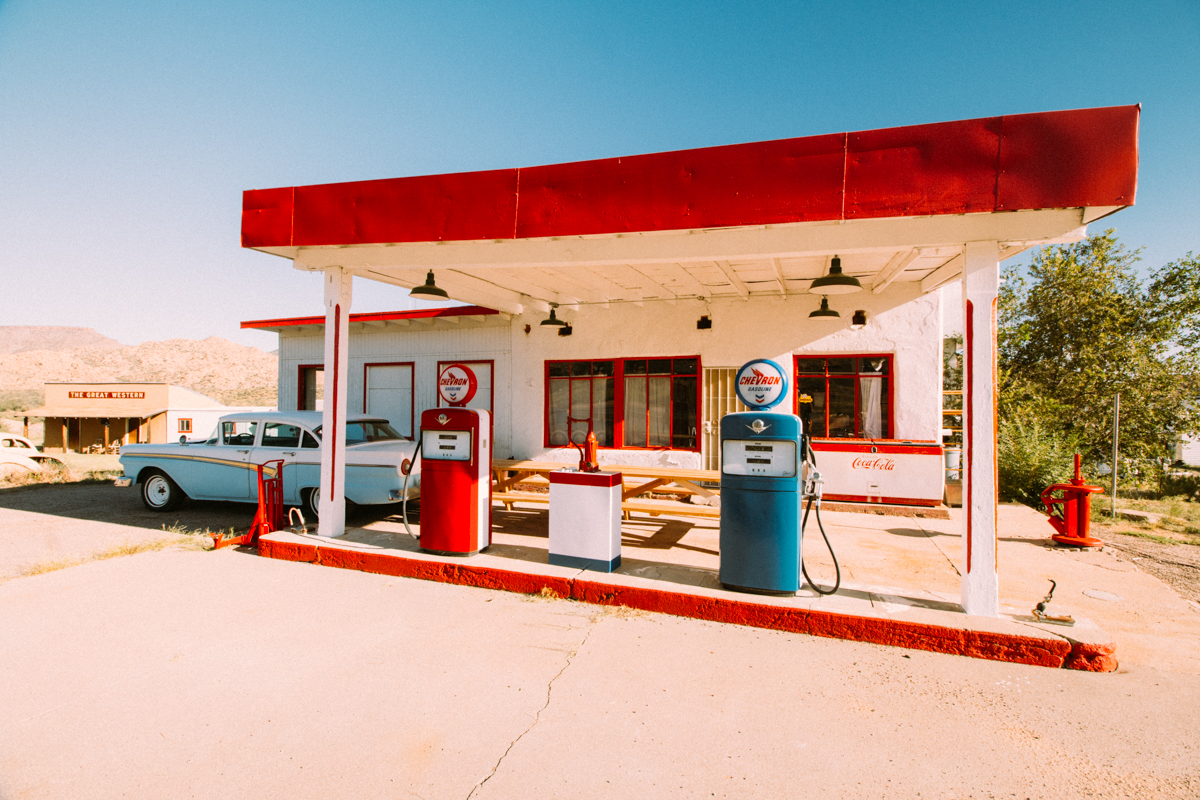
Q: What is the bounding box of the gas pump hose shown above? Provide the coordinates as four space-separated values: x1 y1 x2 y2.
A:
800 440 841 595
800 496 841 595
400 438 422 540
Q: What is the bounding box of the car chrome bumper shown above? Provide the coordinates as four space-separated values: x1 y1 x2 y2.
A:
113 477 134 488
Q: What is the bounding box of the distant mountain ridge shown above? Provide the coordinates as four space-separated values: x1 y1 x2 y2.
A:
0 332 278 408
0 326 123 354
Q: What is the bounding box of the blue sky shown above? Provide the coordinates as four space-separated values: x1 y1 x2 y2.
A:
1 0 1196 348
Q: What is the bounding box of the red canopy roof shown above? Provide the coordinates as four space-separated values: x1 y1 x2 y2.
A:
243 105 1138 250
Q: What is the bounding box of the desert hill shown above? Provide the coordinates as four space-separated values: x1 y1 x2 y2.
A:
0 336 277 408
0 326 123 354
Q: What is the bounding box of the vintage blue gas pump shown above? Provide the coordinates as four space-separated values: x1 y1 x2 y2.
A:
719 359 840 596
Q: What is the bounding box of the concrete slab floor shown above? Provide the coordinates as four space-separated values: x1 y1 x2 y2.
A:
257 499 1200 673
2 546 1198 799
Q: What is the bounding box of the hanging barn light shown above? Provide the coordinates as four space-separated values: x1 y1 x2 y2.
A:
809 256 862 294
409 270 449 299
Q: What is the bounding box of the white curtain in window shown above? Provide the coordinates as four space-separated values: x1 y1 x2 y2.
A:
860 377 882 439
569 379 591 444
648 376 671 447
591 377 609 444
549 379 569 445
624 377 647 446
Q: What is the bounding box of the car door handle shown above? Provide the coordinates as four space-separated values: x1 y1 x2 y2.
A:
237 450 250 454
282 451 296 456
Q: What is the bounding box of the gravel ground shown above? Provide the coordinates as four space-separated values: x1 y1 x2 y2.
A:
1098 527 1200 604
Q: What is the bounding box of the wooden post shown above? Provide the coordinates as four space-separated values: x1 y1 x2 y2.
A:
318 266 353 538
23 416 28 439
961 240 1000 616
61 419 68 454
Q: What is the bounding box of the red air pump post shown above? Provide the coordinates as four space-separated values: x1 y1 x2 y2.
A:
1041 454 1104 547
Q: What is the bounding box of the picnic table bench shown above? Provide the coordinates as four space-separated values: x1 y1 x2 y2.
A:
491 459 721 519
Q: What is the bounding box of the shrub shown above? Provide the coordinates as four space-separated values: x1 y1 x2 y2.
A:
997 417 1080 508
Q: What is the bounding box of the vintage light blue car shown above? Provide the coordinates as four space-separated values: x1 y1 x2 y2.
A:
117 411 420 517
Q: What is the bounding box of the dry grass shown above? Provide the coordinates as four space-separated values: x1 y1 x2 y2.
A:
19 535 201 578
0 464 121 490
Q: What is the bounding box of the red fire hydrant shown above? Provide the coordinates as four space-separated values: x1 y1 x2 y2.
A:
1041 454 1104 547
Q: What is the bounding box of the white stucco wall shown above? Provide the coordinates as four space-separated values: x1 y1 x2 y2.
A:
278 318 515 455
509 285 942 468
273 287 942 470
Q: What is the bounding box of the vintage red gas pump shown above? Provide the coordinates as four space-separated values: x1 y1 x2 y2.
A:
416 364 492 555
1041 454 1104 547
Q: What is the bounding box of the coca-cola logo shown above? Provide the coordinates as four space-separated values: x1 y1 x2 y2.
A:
852 456 895 471
438 364 478 406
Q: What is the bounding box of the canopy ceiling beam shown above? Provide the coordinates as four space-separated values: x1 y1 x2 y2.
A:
714 261 749 300
872 249 923 294
770 257 788 299
920 254 966 293
284 208 1086 275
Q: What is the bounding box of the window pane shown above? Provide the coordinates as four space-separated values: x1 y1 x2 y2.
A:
828 358 855 374
672 376 697 449
549 378 569 445
828 378 856 437
796 357 825 374
861 356 888 374
648 359 672 375
797 377 826 437
301 431 319 449
623 376 647 446
672 358 698 375
262 423 301 448
879 378 890 438
592 376 614 446
648 376 671 446
569 378 591 444
858 377 883 439
625 359 646 375
570 361 591 377
548 362 569 378
592 360 615 377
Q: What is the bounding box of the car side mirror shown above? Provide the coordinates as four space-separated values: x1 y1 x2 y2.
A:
179 435 187 445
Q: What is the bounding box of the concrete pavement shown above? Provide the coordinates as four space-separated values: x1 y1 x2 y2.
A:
2 546 1198 799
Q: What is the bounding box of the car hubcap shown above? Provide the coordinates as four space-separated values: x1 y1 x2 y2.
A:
148 478 168 506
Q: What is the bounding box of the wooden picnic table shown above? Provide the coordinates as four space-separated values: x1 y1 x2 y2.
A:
491 459 722 518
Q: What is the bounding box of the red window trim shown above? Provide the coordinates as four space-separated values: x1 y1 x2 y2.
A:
362 361 416 440
297 363 324 412
543 356 703 452
178 418 192 433
792 353 895 439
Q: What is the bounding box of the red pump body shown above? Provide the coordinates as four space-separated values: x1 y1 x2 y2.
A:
1041 454 1104 547
418 407 492 555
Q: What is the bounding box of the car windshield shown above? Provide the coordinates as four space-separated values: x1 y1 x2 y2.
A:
313 420 403 444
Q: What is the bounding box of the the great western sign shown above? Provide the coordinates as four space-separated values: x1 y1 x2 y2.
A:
734 359 788 410
68 391 146 399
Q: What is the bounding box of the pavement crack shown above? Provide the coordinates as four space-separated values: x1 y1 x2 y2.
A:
465 622 595 799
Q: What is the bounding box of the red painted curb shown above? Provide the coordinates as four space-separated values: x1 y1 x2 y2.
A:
255 538 1116 671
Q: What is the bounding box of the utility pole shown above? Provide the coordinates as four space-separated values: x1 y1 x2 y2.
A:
1111 393 1120 520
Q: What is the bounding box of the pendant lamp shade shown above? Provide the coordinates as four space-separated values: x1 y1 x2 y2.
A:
540 305 567 327
809 297 840 319
409 270 449 299
809 256 862 294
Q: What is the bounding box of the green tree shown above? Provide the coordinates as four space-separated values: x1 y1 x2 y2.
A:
999 230 1200 494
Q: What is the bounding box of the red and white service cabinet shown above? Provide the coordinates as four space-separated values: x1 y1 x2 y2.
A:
548 470 623 572
418 407 492 555
811 440 944 507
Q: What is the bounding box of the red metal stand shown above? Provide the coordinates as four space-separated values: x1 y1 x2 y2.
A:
1041 454 1104 547
212 460 285 550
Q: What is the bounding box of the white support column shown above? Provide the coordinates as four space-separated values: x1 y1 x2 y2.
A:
317 267 352 537
961 240 1000 615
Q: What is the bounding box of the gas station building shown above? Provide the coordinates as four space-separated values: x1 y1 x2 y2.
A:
240 104 1139 616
